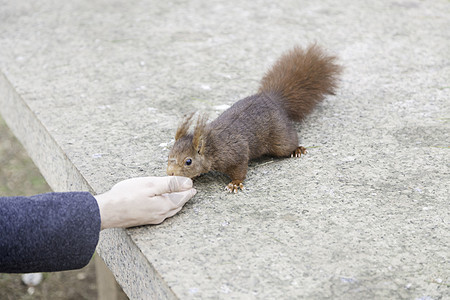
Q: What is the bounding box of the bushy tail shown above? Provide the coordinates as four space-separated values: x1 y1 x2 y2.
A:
259 44 342 122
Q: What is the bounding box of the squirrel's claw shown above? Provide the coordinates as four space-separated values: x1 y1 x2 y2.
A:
226 181 244 193
291 146 307 158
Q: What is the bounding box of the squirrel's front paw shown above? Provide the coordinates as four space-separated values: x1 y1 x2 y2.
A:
291 146 307 158
226 180 244 193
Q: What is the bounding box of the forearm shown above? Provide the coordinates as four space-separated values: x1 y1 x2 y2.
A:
0 176 195 273
0 192 100 273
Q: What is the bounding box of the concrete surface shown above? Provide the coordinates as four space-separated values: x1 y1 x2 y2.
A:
1 0 449 299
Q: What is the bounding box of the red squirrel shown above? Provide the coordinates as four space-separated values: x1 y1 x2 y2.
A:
167 44 342 192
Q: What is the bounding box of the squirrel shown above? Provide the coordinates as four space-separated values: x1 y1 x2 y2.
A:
166 44 342 192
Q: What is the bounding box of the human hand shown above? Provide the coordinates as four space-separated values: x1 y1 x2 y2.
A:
94 176 196 229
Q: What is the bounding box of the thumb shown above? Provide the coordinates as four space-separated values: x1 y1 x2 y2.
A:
150 176 193 195
166 188 197 207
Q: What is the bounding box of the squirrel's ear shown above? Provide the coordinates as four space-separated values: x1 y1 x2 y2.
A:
193 114 208 154
197 137 206 155
175 113 195 140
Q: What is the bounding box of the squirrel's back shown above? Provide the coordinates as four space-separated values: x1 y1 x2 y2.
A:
259 44 342 122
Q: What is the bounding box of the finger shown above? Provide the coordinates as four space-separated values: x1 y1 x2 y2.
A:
164 206 183 220
165 188 197 207
148 176 193 195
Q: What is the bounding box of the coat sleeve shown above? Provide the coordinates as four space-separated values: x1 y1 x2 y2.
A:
0 192 101 273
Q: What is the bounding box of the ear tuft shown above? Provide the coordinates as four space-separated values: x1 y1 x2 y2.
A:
175 113 195 140
193 114 208 154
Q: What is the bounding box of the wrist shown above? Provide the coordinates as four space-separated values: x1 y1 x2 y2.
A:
94 192 117 230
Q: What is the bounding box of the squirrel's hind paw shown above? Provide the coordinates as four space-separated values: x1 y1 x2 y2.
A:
226 181 244 193
291 146 307 158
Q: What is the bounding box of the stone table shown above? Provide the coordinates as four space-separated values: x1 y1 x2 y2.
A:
1 0 449 298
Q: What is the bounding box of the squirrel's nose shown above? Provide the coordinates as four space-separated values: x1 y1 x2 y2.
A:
166 166 176 176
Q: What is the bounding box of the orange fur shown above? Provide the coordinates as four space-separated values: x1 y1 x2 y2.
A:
259 44 342 121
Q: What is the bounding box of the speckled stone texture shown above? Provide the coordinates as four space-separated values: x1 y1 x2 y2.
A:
1 0 449 298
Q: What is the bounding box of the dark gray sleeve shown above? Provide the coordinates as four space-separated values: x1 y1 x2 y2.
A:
0 192 101 273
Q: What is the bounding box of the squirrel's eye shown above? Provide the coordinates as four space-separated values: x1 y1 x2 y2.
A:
185 158 192 166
